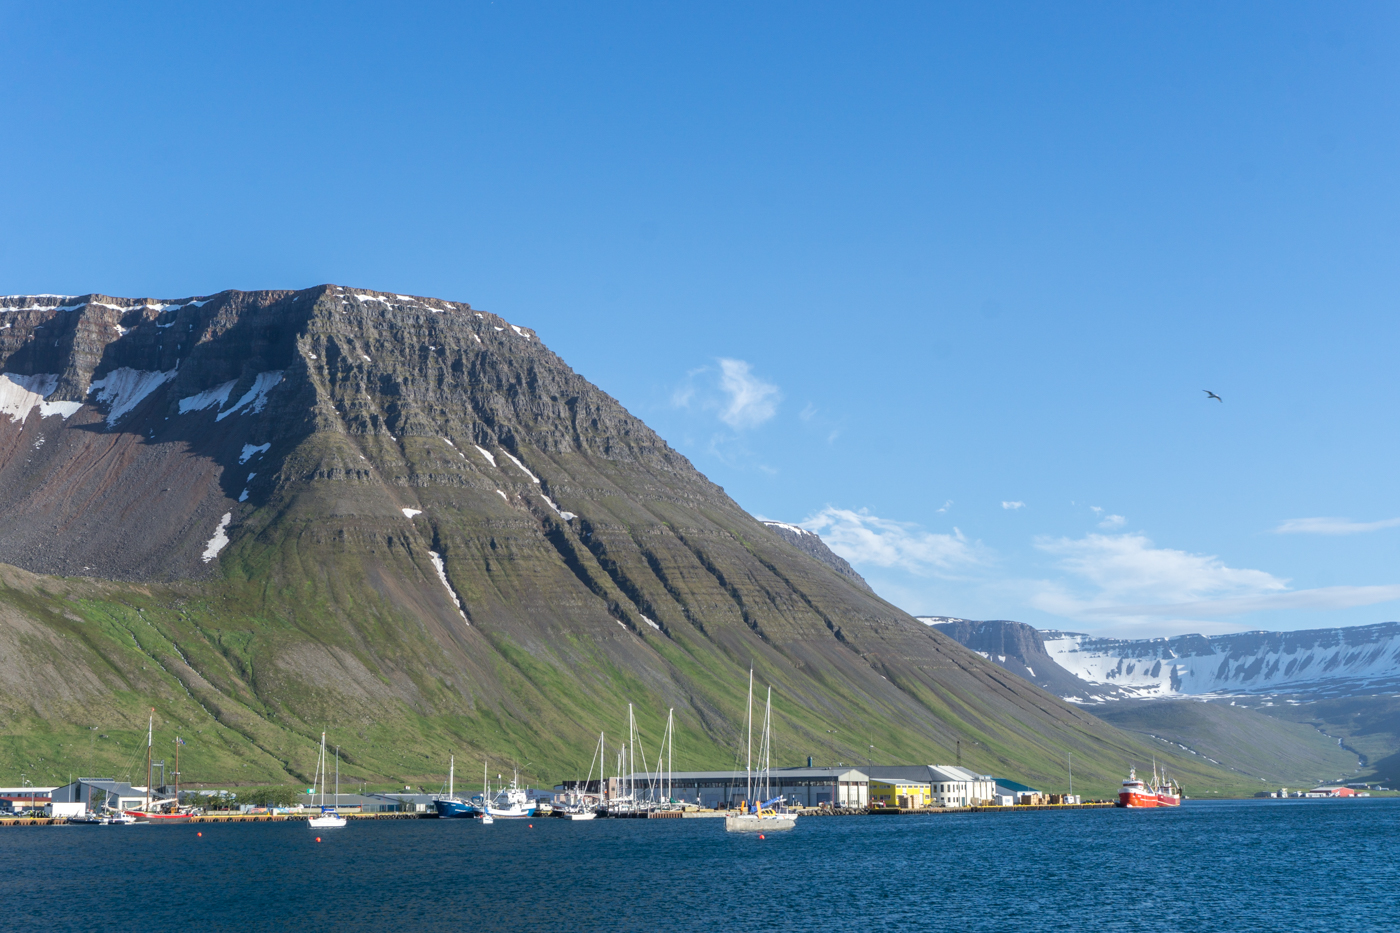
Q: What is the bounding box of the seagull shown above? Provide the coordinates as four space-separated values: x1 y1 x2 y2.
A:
1203 390 1223 402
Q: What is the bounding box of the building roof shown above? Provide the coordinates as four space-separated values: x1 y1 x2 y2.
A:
929 765 994 782
863 765 995 783
869 777 931 788
993 778 1041 794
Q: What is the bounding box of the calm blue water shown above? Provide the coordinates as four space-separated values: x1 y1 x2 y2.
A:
2 799 1395 932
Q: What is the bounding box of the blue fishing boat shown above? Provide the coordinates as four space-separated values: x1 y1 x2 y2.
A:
433 755 475 818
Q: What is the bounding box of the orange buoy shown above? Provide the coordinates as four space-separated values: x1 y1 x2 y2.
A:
197 832 202 837
759 834 765 839
529 824 534 828
316 837 321 842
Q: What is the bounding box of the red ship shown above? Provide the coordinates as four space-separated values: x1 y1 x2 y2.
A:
1117 765 1181 808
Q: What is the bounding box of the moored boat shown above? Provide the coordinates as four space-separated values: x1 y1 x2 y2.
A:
433 756 475 818
1117 765 1181 808
724 671 798 833
307 732 347 828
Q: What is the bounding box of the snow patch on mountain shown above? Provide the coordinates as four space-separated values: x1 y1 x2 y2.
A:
0 373 81 422
215 371 283 421
89 367 177 425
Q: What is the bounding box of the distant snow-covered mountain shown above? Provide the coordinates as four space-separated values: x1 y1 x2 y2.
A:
924 617 1400 703
1044 623 1400 701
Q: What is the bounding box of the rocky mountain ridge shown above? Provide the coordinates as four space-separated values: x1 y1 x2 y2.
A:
760 521 872 592
0 287 1243 792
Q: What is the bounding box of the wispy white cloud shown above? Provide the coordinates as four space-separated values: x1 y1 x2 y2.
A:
1034 533 1285 609
716 358 781 428
801 507 986 578
936 500 953 513
1273 516 1400 535
1098 514 1126 529
1002 501 1025 510
1029 532 1400 623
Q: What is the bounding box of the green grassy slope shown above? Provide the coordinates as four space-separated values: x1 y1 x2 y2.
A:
1094 699 1363 791
0 561 1271 798
1255 697 1400 785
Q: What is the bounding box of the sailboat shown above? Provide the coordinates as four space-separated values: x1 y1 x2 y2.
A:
554 733 603 820
125 709 191 823
308 732 347 828
724 672 798 832
480 762 495 824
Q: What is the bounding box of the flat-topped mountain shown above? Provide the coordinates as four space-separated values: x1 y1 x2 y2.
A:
0 287 1241 792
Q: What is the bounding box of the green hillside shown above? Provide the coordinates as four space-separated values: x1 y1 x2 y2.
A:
1095 699 1363 790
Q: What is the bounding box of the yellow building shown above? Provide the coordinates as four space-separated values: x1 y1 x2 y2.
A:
868 779 930 808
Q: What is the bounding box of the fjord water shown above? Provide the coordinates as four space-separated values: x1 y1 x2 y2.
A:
4 800 1395 932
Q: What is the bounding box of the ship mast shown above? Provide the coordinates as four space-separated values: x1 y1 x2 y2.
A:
744 668 754 808
145 709 153 811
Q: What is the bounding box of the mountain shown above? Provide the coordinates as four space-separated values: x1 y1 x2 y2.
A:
760 521 872 592
0 287 1247 795
922 617 1101 699
930 615 1400 787
1042 624 1400 702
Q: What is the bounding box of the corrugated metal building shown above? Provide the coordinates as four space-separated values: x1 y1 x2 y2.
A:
604 767 870 808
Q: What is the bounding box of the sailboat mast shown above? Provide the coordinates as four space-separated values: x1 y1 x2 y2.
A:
628 703 635 802
449 755 454 799
745 668 753 806
335 746 340 809
764 686 772 801
145 709 153 810
174 736 180 806
667 708 674 804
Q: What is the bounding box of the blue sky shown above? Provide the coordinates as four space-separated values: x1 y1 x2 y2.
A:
3 2 1399 637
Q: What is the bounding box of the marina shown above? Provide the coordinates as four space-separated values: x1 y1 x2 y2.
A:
3 798 1395 933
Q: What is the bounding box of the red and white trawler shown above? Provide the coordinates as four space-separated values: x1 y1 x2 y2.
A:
1117 764 1181 808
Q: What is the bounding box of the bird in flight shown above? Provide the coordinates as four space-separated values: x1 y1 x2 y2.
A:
1204 390 1223 402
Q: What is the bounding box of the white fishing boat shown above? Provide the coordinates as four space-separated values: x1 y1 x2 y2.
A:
307 732 347 828
478 768 535 818
725 671 798 833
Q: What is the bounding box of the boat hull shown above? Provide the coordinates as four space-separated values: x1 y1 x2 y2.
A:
1118 791 1181 808
434 799 477 819
308 816 347 828
725 814 797 832
124 811 192 823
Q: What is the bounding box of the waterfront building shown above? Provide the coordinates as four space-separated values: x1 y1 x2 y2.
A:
863 766 999 807
869 778 931 808
1309 786 1359 797
48 780 147 814
567 767 871 808
928 766 998 807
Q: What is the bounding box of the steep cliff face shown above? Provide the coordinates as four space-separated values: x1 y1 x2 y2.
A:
923 617 1103 700
0 288 1238 792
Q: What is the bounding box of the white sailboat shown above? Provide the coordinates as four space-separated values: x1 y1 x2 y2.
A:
480 762 494 824
725 671 798 833
308 732 347 828
555 732 604 820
